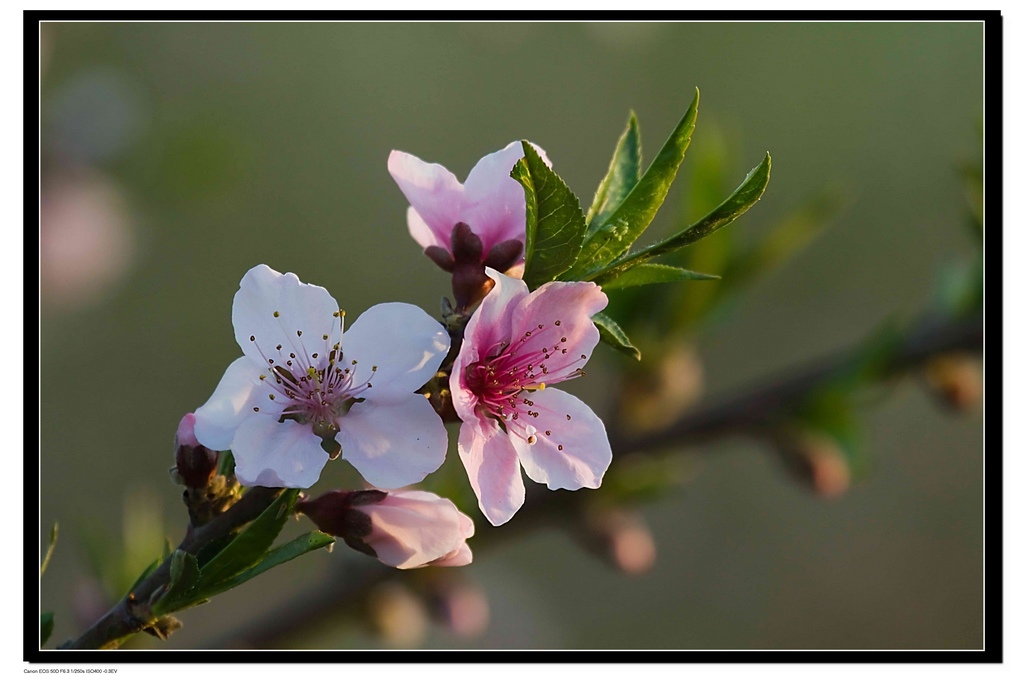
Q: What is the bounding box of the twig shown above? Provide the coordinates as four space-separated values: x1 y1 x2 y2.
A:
62 487 284 650
209 312 982 649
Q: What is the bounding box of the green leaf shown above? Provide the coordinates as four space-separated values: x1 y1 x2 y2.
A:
595 263 719 290
595 151 771 282
193 531 335 599
126 556 162 597
217 450 235 477
592 313 641 361
40 522 58 576
196 489 297 588
562 89 700 280
511 142 588 288
40 612 54 647
150 550 201 615
586 112 641 230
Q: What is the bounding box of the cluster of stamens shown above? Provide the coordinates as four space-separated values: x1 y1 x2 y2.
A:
465 318 588 450
247 309 377 434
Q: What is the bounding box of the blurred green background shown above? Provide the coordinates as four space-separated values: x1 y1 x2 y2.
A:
39 22 983 649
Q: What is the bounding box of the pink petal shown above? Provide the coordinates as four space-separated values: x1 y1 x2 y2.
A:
510 278 608 383
337 394 448 489
232 264 342 371
449 269 530 423
231 415 329 489
406 206 442 251
430 540 473 567
341 302 450 401
462 141 529 252
388 150 464 249
510 387 612 491
364 491 466 569
457 415 525 526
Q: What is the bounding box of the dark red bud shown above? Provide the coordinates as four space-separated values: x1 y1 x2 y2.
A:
296 490 387 539
173 413 218 489
452 262 493 311
483 239 524 273
424 246 455 273
450 222 483 263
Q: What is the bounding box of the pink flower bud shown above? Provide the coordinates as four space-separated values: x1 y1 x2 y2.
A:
298 489 474 570
174 413 219 489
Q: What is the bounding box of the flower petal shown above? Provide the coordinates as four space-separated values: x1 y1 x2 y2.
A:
510 387 612 491
430 540 473 567
450 269 531 423
510 278 608 383
231 415 330 489
407 206 443 251
193 356 265 450
337 394 448 489
457 415 526 526
342 302 450 401
388 150 464 247
462 142 530 252
232 264 342 371
364 491 465 569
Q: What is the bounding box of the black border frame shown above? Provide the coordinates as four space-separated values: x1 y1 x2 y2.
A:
26 10 1003 664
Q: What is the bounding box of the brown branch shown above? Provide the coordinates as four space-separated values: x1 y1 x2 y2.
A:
61 486 285 650
209 312 983 649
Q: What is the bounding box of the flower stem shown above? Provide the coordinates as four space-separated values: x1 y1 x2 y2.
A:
61 486 284 650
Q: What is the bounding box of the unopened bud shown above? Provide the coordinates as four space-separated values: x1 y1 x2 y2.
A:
367 582 428 647
924 352 982 411
426 580 490 639
775 430 851 499
583 509 657 575
173 413 218 489
297 489 474 569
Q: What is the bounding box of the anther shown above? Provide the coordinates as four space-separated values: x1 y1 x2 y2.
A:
276 344 282 351
253 407 260 412
250 335 255 341
297 330 303 336
527 435 537 444
558 444 563 451
555 320 561 326
273 311 280 318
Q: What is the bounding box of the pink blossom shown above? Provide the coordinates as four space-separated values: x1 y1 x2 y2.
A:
450 268 613 525
297 489 475 570
193 265 450 490
388 142 549 308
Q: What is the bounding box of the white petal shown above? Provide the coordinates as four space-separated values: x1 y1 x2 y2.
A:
342 302 450 401
193 356 265 450
337 395 448 489
232 415 330 489
232 264 341 371
457 415 526 526
511 387 612 491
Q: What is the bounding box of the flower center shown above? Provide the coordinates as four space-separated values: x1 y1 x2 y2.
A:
466 318 587 444
247 311 377 436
